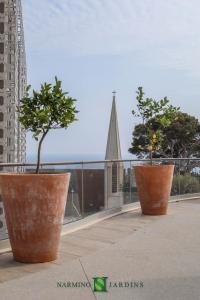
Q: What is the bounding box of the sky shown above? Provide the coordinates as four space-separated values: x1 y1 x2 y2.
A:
22 0 200 160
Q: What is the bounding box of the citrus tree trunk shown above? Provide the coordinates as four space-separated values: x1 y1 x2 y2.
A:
36 130 49 174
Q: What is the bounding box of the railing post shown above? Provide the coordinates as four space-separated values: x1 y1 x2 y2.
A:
129 161 132 204
81 162 84 217
178 160 181 195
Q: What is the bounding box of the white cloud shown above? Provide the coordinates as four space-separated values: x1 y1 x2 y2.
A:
22 0 200 72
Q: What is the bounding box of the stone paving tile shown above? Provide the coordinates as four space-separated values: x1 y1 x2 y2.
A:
0 252 59 283
70 224 137 244
59 240 97 257
62 234 111 251
51 251 80 266
0 253 31 283
0 259 96 300
0 252 29 271
0 269 29 283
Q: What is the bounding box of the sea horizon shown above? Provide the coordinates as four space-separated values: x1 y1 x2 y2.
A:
26 153 135 163
26 153 135 169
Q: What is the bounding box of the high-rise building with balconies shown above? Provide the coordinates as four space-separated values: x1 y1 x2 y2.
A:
0 0 26 168
0 0 26 236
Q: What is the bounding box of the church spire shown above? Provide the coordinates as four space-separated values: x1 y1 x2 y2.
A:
105 91 122 160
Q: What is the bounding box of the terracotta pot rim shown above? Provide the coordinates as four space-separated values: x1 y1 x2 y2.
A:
134 164 174 168
0 172 71 176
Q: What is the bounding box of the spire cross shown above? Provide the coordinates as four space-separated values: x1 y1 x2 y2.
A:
112 90 116 99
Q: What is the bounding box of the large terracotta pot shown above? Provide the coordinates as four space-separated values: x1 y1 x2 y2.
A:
0 173 70 263
134 165 174 215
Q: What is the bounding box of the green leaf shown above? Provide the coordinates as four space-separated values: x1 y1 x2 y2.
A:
18 76 79 143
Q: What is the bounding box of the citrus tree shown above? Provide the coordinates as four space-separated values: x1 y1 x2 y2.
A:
18 77 78 173
130 87 179 163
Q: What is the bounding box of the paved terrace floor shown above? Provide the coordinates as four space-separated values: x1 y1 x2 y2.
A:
0 200 200 300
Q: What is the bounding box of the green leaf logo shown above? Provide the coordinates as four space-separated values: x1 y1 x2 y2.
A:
93 277 108 292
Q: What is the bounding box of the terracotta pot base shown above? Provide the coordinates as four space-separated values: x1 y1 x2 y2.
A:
141 208 167 216
14 253 58 264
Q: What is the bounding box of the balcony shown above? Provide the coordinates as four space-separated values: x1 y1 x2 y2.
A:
0 158 200 299
0 199 199 299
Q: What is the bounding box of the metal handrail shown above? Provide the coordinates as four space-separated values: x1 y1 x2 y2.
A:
0 157 199 168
